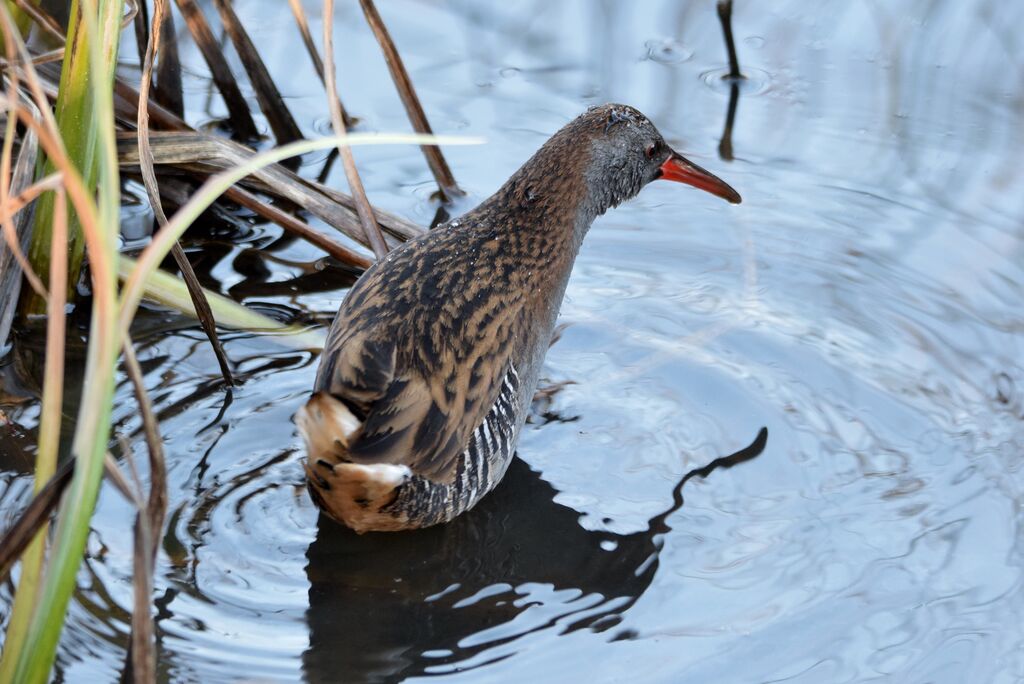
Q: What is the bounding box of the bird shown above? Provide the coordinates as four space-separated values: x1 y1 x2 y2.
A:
295 103 741 533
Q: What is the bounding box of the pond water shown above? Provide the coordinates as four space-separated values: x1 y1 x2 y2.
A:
2 0 1023 681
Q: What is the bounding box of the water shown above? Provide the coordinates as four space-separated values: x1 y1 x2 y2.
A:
2 0 1023 681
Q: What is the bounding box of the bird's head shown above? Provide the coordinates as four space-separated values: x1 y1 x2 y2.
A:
579 103 741 214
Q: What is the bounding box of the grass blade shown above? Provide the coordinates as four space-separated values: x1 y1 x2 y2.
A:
118 254 328 350
10 0 126 679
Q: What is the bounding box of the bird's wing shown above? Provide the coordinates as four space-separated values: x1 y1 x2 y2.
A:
313 264 521 484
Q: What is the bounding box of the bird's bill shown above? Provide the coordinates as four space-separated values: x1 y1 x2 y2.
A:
658 152 742 204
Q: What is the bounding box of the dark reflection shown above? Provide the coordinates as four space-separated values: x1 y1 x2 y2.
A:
226 261 361 301
302 428 767 682
715 0 743 161
718 81 740 161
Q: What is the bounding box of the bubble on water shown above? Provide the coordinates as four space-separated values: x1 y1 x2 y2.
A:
643 38 694 65
699 66 772 95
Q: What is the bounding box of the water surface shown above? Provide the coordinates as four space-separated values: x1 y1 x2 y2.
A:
2 1 1023 682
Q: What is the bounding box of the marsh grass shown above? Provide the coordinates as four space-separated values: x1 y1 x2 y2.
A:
0 0 473 680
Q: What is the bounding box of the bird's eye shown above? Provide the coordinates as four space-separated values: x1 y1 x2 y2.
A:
645 142 658 159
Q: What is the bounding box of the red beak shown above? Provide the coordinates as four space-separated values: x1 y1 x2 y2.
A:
658 152 742 204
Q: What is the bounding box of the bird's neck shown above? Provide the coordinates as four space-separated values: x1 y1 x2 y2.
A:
474 173 594 281
482 134 606 248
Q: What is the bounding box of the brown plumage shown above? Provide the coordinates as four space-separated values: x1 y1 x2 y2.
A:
296 103 741 533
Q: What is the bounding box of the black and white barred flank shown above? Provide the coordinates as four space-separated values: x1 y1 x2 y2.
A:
382 363 522 525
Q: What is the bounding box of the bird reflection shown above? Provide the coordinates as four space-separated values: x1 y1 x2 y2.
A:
302 427 767 682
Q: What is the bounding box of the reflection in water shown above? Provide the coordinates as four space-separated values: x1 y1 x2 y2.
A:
717 82 739 162
715 0 741 161
303 430 767 680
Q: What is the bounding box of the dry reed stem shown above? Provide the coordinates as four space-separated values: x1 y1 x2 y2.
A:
718 83 739 161
122 0 139 28
11 0 65 42
286 0 352 128
102 440 156 684
323 0 389 260
716 1 742 79
357 0 462 201
0 47 64 67
1 172 66 220
131 0 148 66
0 70 49 299
123 337 168 546
138 0 234 386
153 6 182 117
0 459 75 584
228 185 373 269
121 337 166 684
110 80 383 262
103 452 139 503
129 507 156 684
172 0 259 139
0 172 63 298
211 0 303 145
715 1 742 160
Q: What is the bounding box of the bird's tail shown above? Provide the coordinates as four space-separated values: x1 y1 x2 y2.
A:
295 392 362 459
295 393 412 533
